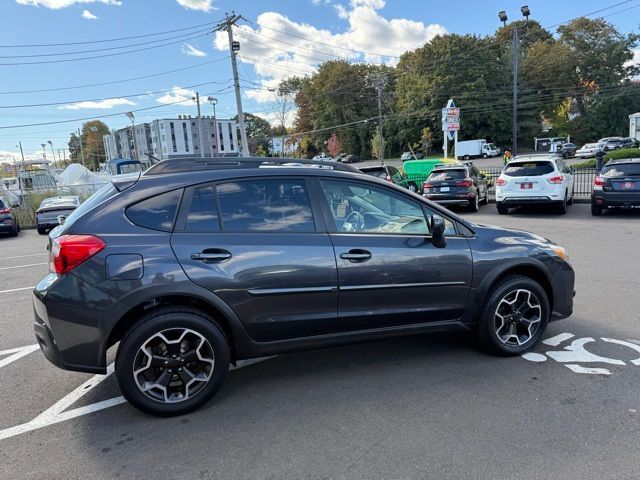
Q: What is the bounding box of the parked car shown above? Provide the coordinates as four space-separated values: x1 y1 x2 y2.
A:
332 153 347 163
576 143 602 158
495 155 574 215
341 154 361 164
599 137 623 151
0 195 19 237
402 158 459 189
35 195 81 235
591 159 640 216
312 153 330 161
359 165 419 192
401 151 425 161
422 163 488 212
619 137 639 149
34 157 575 416
557 143 577 158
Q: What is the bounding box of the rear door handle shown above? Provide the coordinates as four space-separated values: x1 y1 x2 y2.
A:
339 249 371 262
191 249 232 263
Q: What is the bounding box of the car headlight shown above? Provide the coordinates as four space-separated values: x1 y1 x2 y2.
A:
548 245 569 261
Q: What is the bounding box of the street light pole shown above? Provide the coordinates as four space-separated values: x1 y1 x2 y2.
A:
16 141 25 162
193 93 206 158
77 128 86 168
47 140 57 163
125 112 137 161
207 96 219 157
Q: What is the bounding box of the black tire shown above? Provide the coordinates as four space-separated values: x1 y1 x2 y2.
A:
37 226 47 235
557 193 567 215
115 306 230 416
497 203 509 215
407 182 418 193
464 155 470 160
567 191 574 205
482 153 488 158
475 274 550 355
469 191 479 212
591 203 603 216
10 225 19 237
480 189 489 205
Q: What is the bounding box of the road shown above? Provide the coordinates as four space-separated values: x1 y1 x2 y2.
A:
1 205 639 480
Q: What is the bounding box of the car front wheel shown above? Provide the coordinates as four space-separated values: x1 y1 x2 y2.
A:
115 306 230 416
476 274 549 355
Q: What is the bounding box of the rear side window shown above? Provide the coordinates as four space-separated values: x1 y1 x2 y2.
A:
429 169 466 181
602 163 640 178
185 185 219 232
504 162 554 177
363 168 386 179
126 189 182 232
217 178 314 232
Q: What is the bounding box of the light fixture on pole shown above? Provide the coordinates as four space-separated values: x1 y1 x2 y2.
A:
41 143 47 161
207 96 219 157
498 11 508 26
124 112 137 160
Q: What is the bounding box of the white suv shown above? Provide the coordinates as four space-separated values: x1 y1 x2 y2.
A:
495 155 574 215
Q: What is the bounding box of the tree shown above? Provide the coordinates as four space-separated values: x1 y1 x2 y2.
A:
420 127 434 153
371 130 382 160
67 120 109 170
234 112 271 155
327 133 341 157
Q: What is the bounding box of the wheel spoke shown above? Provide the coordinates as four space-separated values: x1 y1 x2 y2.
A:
494 288 542 347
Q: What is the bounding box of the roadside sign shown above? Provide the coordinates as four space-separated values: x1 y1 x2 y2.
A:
441 99 460 133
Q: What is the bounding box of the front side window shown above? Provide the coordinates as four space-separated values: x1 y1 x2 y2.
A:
320 180 428 235
217 179 314 232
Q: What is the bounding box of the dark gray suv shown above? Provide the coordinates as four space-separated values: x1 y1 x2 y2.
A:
33 158 575 416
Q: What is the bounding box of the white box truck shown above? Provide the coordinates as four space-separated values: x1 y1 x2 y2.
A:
456 139 500 159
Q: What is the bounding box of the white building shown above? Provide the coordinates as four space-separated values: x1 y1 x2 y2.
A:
630 112 640 141
102 116 238 165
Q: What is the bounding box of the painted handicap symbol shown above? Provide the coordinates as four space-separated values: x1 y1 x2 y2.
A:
521 333 640 375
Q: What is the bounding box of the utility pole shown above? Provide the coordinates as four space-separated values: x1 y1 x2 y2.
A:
512 27 519 155
214 13 250 157
374 75 386 165
207 96 219 157
17 141 25 162
194 93 206 157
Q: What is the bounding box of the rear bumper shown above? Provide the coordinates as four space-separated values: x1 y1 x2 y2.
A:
592 192 640 208
424 193 475 206
497 197 560 207
0 223 16 232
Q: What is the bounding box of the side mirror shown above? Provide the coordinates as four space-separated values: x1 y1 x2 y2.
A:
57 215 67 226
430 217 447 248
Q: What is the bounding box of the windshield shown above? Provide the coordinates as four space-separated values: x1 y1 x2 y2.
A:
41 197 79 208
582 144 597 149
486 143 496 149
601 163 640 178
504 162 554 177
429 169 467 181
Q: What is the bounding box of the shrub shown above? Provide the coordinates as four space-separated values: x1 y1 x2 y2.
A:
604 147 640 161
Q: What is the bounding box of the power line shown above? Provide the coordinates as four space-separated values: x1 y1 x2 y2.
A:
0 20 221 48
0 32 210 66
545 0 639 28
0 56 230 95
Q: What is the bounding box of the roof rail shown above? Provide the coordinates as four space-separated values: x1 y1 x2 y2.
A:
144 157 361 176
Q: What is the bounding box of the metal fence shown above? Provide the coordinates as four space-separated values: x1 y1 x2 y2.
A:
405 167 597 199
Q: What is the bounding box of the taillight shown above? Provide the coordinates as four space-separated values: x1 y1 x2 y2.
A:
423 182 433 189
593 176 605 190
456 180 473 187
496 177 507 186
0 208 9 214
547 175 564 184
50 235 105 275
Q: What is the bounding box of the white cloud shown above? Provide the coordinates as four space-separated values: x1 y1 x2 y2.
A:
214 3 445 103
156 86 196 105
58 98 136 110
16 0 121 9
81 9 97 19
175 0 215 12
181 43 207 57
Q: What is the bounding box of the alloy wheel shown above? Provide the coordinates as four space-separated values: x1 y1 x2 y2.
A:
132 328 215 403
494 289 542 346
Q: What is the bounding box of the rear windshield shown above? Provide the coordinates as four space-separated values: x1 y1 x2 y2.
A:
57 184 117 231
503 162 554 177
362 168 386 179
602 163 640 178
429 169 467 181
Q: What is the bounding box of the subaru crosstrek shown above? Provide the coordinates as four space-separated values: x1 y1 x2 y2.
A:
33 158 575 416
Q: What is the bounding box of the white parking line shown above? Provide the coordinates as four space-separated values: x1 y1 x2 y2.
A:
0 253 47 261
0 286 36 294
0 262 47 271
0 345 40 369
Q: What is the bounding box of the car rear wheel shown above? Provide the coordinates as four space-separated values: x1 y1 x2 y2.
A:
10 225 19 237
591 203 603 216
557 193 568 214
115 306 230 416
497 203 509 215
480 190 489 205
476 274 549 355
407 182 418 193
469 192 480 212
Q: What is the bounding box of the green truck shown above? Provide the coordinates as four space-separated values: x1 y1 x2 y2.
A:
402 158 460 189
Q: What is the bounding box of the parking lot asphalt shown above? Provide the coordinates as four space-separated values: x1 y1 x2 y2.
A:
1 204 640 480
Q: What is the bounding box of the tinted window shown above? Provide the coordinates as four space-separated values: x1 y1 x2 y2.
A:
504 162 554 177
362 168 386 179
602 163 640 178
388 166 400 176
320 180 428 235
59 184 117 230
185 185 219 232
429 169 467 181
217 179 314 232
126 189 182 232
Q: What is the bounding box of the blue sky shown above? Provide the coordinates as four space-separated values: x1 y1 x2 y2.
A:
0 0 638 161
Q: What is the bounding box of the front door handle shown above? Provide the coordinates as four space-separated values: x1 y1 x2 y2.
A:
339 249 372 262
191 249 232 263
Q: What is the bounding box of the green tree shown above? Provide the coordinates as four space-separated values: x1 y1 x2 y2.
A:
234 112 272 155
67 120 109 170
